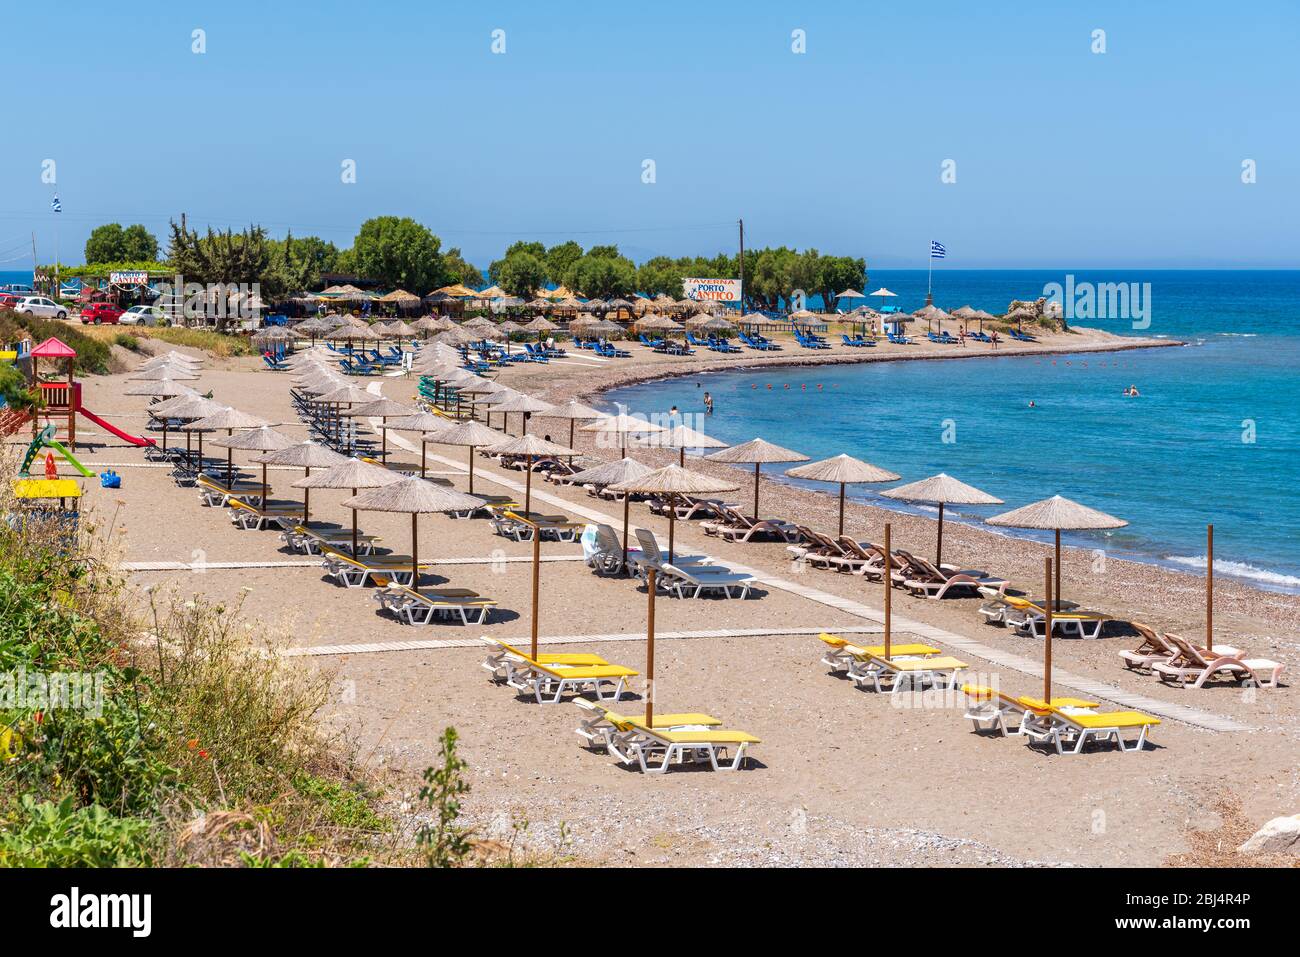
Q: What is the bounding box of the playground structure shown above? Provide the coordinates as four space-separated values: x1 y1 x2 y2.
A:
24 337 155 452
18 424 94 479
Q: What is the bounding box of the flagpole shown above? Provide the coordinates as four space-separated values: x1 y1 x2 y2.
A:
926 241 933 306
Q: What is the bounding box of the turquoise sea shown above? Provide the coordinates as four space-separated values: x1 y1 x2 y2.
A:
605 270 1300 594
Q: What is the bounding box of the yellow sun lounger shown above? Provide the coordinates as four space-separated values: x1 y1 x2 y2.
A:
960 684 1099 737
375 586 499 625
609 724 761 774
817 632 942 672
573 698 722 753
479 638 639 704
1017 699 1160 754
851 654 969 693
480 637 610 681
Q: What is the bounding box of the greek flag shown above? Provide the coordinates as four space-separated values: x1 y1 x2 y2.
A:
51 195 62 213
930 240 945 259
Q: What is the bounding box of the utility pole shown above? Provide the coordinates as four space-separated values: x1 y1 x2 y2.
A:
737 218 745 311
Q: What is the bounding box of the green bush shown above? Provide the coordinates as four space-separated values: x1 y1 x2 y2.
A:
0 308 112 374
114 332 140 351
0 796 156 867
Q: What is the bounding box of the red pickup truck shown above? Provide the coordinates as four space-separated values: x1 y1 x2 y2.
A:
80 302 125 324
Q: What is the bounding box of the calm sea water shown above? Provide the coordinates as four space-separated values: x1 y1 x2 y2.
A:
606 270 1300 594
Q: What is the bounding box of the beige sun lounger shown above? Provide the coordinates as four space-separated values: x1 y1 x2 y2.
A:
374 584 498 625
576 702 759 773
850 653 969 693
1118 623 1244 673
320 548 432 588
227 497 305 530
281 524 379 556
1152 634 1284 689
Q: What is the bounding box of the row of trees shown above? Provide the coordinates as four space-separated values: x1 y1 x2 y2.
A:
84 223 159 263
79 216 865 311
489 241 866 310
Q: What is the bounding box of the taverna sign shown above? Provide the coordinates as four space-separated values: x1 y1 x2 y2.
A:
683 278 741 302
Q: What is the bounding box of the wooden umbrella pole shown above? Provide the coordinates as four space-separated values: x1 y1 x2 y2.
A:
679 447 685 468
530 529 541 659
1206 523 1214 652
838 482 846 538
1044 557 1054 703
753 462 760 519
468 447 475 494
622 494 630 566
420 440 426 477
883 522 892 658
411 513 419 590
1055 529 1062 610
262 462 268 504
646 567 657 727
936 502 944 566
525 457 533 514
668 513 675 565
351 487 358 555
304 467 311 524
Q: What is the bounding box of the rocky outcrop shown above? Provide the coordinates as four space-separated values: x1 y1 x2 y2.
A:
1005 296 1067 331
1238 814 1300 855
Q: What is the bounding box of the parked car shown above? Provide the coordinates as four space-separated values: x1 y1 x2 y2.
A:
14 296 67 320
0 293 23 311
119 304 171 326
80 302 125 325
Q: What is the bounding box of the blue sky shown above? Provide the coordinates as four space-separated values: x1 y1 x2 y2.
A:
2 0 1296 270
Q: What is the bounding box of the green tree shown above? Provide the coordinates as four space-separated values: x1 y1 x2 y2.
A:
121 224 159 261
488 241 547 285
544 241 582 285
495 252 548 297
350 217 446 294
567 250 637 299
441 247 485 289
416 728 473 868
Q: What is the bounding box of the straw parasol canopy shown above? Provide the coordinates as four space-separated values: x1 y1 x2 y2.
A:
341 478 487 587
484 392 554 435
210 425 296 501
129 364 199 381
544 398 604 451
341 396 415 457
987 495 1128 607
522 316 559 339
486 434 574 513
383 411 456 475
610 464 739 563
786 454 901 537
879 473 1002 565
705 438 809 519
425 420 508 494
187 407 275 485
254 441 350 523
124 379 195 398
632 422 728 467
568 457 652 487
581 412 666 457
292 456 402 554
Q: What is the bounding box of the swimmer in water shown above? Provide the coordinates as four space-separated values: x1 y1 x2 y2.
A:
1028 400 1036 408
1125 384 1141 397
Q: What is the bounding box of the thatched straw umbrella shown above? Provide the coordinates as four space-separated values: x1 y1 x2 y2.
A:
140 350 202 368
986 495 1128 608
483 392 554 436
608 465 740 725
314 383 373 448
631 423 727 467
186 407 274 487
544 398 603 454
124 378 194 398
425 420 508 494
382 411 456 476
129 363 199 381
522 316 559 343
486 434 574 514
341 478 486 589
255 441 350 523
610 464 738 565
146 395 220 460
570 457 653 563
880 473 1003 566
210 426 295 502
786 454 900 537
580 412 665 458
292 456 401 555
705 437 809 519
341 396 415 459
412 314 453 337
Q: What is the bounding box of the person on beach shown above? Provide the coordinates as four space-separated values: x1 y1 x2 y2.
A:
990 331 1000 348
958 328 967 347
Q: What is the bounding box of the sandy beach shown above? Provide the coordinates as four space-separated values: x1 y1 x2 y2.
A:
40 325 1299 867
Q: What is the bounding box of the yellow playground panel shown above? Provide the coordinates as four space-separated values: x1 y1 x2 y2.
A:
12 478 83 501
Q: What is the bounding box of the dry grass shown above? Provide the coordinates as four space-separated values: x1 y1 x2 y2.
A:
1164 790 1299 868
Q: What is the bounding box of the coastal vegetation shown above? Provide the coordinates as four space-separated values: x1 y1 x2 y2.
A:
0 308 112 374
0 487 393 866
84 224 159 265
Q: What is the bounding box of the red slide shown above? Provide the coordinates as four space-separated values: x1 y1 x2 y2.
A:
78 407 157 447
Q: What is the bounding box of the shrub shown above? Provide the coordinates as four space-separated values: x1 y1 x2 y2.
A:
0 308 112 374
0 796 156 867
136 327 252 358
114 333 140 351
416 727 473 867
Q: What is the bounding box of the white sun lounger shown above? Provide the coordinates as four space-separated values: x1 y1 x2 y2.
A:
848 653 969 693
1018 700 1161 754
